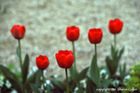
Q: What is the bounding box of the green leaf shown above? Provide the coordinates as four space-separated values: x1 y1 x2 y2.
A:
105 56 116 76
51 79 66 91
69 65 74 79
119 62 126 80
76 67 89 81
30 83 41 93
89 55 99 87
86 76 97 93
26 70 42 87
0 65 23 93
117 47 124 62
99 79 112 88
46 84 51 93
22 54 30 84
35 70 42 87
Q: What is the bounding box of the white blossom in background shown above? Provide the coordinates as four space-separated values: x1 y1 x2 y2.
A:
0 80 4 87
41 84 44 90
74 87 78 93
45 80 54 88
53 74 58 78
6 80 12 88
123 75 131 85
46 80 51 85
32 66 38 72
80 79 87 88
112 80 119 87
0 75 4 81
11 89 17 93
100 69 109 79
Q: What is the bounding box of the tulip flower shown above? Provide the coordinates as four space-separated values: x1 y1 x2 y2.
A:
108 19 123 48
109 19 123 34
11 25 25 40
88 28 103 44
36 55 49 70
55 50 74 68
56 50 74 93
66 26 80 42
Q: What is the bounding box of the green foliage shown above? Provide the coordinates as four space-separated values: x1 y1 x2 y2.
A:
89 55 99 87
119 62 126 81
22 54 29 84
125 62 140 92
0 65 23 93
0 55 42 93
106 45 124 77
86 76 97 93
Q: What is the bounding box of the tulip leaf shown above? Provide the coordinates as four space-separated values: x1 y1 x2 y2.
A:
86 76 97 93
22 54 30 84
51 79 66 91
117 47 124 62
69 65 74 79
99 79 112 88
26 70 42 87
76 67 89 81
106 45 124 77
0 65 23 93
89 55 99 87
106 56 117 76
30 83 41 93
119 62 126 80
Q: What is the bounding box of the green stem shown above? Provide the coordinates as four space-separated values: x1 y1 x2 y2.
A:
72 42 76 78
114 34 116 49
42 70 45 93
95 44 97 63
65 68 69 93
18 40 22 69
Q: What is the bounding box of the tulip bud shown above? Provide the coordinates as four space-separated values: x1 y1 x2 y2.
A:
88 28 103 44
36 55 49 70
109 19 123 34
11 25 26 39
55 50 74 68
66 26 80 42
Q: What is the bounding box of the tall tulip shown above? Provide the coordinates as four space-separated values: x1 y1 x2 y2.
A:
66 25 80 80
10 25 26 70
109 19 123 48
88 28 103 86
56 50 74 93
36 55 49 70
36 55 49 92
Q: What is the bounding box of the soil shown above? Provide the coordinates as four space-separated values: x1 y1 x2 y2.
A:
0 0 140 78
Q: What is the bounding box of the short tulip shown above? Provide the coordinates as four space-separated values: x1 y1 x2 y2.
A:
55 50 74 68
88 28 103 44
11 25 26 39
109 19 123 34
36 55 49 70
66 26 80 42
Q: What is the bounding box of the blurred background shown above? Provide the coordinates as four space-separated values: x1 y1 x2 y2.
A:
0 0 140 77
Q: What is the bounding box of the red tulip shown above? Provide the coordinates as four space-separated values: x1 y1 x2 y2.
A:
11 25 26 39
55 50 74 68
66 26 80 42
36 55 49 70
109 19 123 34
88 28 103 44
